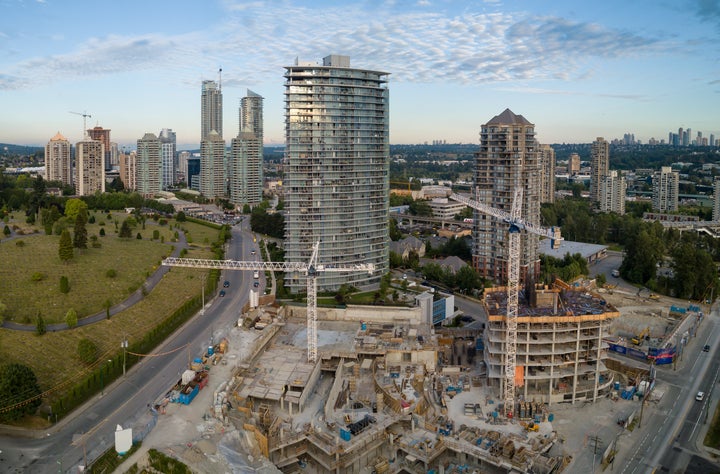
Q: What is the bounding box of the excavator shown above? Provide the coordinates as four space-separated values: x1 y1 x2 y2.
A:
631 327 650 345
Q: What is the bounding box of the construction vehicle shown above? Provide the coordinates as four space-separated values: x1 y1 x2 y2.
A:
450 189 562 418
521 421 539 432
648 293 660 300
163 240 373 363
631 327 650 345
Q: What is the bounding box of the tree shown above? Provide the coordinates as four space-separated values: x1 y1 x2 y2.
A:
175 211 186 222
35 313 46 335
2 225 9 237
58 229 73 262
73 208 88 249
0 363 42 422
64 198 88 222
65 308 78 328
77 338 98 364
118 219 132 238
59 275 70 294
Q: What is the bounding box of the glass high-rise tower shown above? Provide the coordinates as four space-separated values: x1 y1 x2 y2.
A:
201 79 223 141
283 55 389 293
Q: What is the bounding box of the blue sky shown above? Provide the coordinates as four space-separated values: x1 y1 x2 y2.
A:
1 0 719 149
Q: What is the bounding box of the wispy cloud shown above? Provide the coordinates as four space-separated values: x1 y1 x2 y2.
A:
496 86 646 101
694 0 720 29
0 2 672 91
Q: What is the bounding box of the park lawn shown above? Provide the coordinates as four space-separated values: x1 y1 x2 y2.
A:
0 233 175 324
1 215 217 325
0 262 213 392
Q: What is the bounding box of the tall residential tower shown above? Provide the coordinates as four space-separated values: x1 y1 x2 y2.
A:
283 55 389 293
230 90 264 207
45 132 73 187
201 79 223 141
472 109 540 283
590 137 609 205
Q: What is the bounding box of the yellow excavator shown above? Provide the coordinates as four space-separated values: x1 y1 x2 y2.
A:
631 327 650 345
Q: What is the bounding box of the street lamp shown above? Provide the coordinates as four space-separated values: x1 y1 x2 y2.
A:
100 359 112 396
200 273 206 315
121 337 129 376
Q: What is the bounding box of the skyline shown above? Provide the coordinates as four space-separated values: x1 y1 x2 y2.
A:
1 0 719 149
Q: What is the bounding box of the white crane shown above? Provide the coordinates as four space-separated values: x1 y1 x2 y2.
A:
69 111 92 137
450 189 562 418
162 241 374 363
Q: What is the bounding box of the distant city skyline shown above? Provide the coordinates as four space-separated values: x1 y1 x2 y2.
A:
1 0 719 148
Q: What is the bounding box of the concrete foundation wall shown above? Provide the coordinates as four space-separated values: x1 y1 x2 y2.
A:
288 303 423 325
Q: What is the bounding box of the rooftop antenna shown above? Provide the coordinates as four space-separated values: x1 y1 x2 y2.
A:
69 111 92 137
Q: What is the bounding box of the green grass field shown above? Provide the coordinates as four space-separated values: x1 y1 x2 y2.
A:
0 210 219 396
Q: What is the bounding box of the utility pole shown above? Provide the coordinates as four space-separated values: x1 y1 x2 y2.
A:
705 392 711 424
200 273 206 315
121 336 129 376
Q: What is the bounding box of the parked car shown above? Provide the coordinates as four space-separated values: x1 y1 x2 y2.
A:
219 290 226 297
696 391 705 401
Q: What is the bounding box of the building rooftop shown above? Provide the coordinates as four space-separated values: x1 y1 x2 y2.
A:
539 239 607 261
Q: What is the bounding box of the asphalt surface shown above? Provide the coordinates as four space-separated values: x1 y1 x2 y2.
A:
0 220 259 473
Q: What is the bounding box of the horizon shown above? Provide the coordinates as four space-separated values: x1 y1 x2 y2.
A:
1 1 719 146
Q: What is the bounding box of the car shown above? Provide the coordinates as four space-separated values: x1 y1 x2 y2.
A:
251 250 256 255
253 270 259 279
219 290 226 297
223 280 230 288
611 270 620 277
696 391 705 401
253 282 259 288
704 344 711 352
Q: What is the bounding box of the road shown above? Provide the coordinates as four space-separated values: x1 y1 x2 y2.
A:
0 220 260 473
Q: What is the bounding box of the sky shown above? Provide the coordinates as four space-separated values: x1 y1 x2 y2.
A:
1 0 719 150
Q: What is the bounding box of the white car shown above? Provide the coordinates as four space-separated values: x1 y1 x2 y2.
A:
696 391 705 401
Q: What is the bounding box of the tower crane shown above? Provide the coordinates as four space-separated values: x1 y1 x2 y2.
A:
69 111 92 137
450 189 562 418
162 241 374 363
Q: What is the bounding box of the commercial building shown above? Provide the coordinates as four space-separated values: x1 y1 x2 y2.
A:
427 197 466 220
75 136 105 195
590 137 609 205
136 133 162 196
652 166 679 212
45 132 73 187
283 55 389 292
472 108 540 283
482 281 620 404
598 170 626 215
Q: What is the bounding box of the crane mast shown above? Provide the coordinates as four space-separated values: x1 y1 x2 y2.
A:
449 189 562 418
162 241 373 363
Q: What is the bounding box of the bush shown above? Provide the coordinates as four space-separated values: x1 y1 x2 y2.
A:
15 240 24 247
59 275 70 293
106 269 117 278
152 230 160 240
77 338 98 364
65 308 78 328
136 233 142 240
35 313 46 335
99 228 106 236
31 272 47 282
158 219 168 226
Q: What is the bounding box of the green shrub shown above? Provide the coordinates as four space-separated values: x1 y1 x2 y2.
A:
65 308 78 328
59 275 70 293
31 272 47 282
106 269 117 278
15 240 24 247
77 338 98 364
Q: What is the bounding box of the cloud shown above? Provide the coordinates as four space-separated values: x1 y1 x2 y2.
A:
694 0 720 28
0 2 671 91
496 86 647 101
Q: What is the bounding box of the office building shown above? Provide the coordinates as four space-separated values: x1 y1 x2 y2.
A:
200 130 226 199
45 132 73 187
598 170 626 215
201 79 223 141
590 137 609 205
119 150 137 191
159 128 176 189
136 133 162 196
284 54 389 292
187 156 201 191
538 144 555 203
652 166 679 212
472 108 540 283
75 136 105 195
177 150 191 184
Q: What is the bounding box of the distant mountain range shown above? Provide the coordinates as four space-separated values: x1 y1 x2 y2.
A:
0 143 43 155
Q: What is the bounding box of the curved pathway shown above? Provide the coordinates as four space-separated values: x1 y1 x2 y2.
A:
1 230 189 332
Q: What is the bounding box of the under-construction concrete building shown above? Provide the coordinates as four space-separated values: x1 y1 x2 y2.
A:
482 280 620 405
